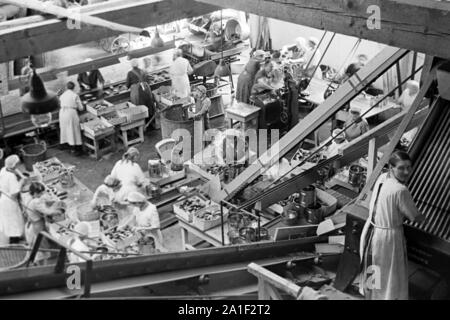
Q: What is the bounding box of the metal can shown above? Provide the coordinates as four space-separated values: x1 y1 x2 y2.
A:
300 185 316 208
306 204 323 224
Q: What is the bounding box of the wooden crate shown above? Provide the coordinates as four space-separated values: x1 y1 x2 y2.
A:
80 118 114 137
173 195 210 222
33 157 66 183
86 103 116 117
193 204 228 231
117 105 149 123
101 111 127 126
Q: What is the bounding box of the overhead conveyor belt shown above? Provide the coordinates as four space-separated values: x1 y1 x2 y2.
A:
218 47 409 201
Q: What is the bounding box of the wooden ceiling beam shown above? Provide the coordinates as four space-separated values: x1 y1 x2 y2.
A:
196 0 450 60
0 0 219 63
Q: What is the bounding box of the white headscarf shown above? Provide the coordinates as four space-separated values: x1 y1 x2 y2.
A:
127 192 147 203
295 37 307 51
4 155 20 169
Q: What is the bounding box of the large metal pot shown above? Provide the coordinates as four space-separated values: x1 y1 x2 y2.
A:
306 204 323 224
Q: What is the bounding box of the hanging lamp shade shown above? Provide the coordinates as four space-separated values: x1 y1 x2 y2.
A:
151 29 164 48
21 70 59 115
214 59 231 77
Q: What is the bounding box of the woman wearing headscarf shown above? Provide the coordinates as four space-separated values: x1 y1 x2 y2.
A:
110 147 147 203
59 81 84 156
92 175 121 207
235 50 267 104
0 155 25 244
397 80 420 110
24 182 64 261
169 49 194 99
192 85 211 131
359 151 425 300
120 192 163 250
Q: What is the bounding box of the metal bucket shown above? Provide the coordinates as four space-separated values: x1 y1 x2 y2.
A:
20 141 47 172
306 204 323 224
348 164 365 188
300 185 316 208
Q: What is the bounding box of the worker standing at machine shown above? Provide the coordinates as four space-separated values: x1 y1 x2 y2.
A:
236 50 267 104
59 81 85 156
169 49 194 99
344 106 369 142
360 151 425 300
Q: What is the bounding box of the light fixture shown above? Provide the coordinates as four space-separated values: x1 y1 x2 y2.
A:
151 28 164 48
21 69 60 128
213 10 232 79
214 59 231 77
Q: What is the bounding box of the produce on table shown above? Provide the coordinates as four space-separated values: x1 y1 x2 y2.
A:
195 208 222 221
178 197 207 214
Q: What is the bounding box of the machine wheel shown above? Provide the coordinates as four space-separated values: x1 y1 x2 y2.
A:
99 37 116 53
110 36 131 55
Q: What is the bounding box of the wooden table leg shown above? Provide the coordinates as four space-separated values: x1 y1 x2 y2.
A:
180 226 188 250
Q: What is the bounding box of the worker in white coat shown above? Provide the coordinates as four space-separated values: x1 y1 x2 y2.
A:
92 175 121 208
359 151 424 300
169 49 194 99
121 192 163 250
110 147 147 203
304 37 323 79
59 81 84 156
0 155 25 244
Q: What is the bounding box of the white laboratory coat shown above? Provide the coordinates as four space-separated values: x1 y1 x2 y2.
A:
110 160 146 203
59 89 84 146
0 168 24 239
169 57 193 99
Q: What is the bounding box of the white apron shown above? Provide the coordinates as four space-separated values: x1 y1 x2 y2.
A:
110 160 146 203
59 108 82 146
0 168 24 238
359 173 420 300
169 57 192 99
59 89 83 146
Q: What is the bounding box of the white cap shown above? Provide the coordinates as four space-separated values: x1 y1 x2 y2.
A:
5 155 20 169
127 192 147 203
253 50 267 59
295 37 307 50
74 222 91 237
350 106 362 114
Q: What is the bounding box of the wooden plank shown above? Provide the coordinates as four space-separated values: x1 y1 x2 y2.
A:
197 0 450 60
2 0 144 34
248 263 301 298
367 138 377 180
222 47 408 201
0 0 218 63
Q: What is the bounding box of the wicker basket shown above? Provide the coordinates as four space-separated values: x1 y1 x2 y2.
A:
0 245 30 271
117 105 149 123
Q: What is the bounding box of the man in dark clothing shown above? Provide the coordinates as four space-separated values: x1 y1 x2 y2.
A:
126 59 156 125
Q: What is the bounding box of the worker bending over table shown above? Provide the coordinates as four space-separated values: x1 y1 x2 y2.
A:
120 192 163 250
344 106 370 142
110 147 148 203
92 175 122 208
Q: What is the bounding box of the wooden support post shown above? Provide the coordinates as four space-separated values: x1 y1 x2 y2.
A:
357 71 435 204
367 138 378 180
